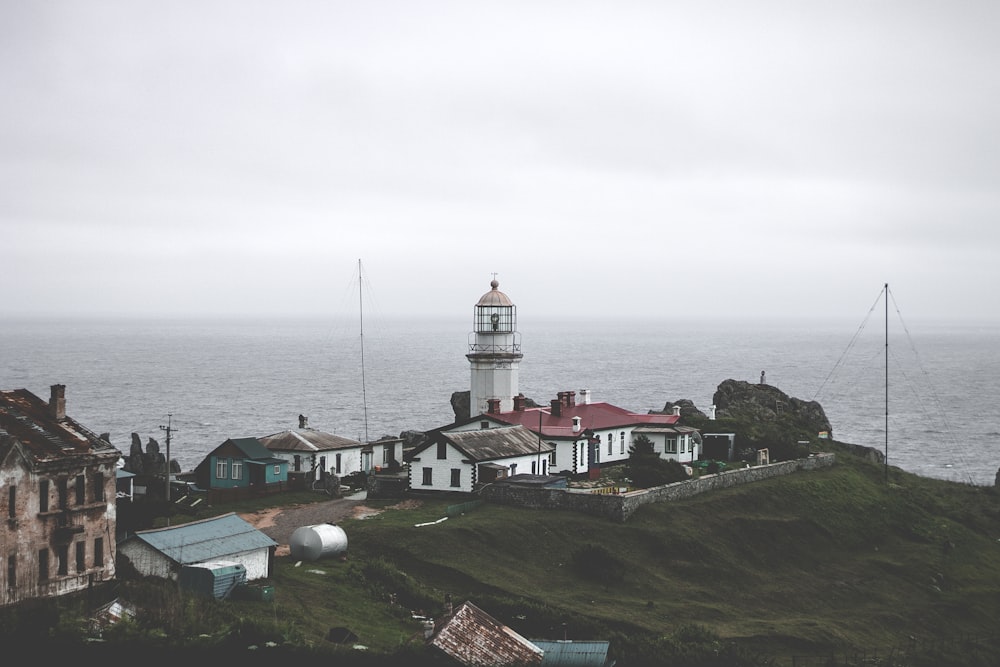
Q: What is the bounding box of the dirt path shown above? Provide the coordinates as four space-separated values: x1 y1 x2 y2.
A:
238 495 423 557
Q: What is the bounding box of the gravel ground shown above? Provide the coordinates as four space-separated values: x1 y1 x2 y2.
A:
238 492 369 556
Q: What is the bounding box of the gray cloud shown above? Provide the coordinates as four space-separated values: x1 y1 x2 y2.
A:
2 0 997 322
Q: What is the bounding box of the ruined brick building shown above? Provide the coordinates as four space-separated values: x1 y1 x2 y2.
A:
0 385 121 606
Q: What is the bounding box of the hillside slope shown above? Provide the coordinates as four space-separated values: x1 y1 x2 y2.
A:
336 450 1000 663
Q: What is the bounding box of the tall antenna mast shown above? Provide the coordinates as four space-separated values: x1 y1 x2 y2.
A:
359 259 369 443
884 282 889 482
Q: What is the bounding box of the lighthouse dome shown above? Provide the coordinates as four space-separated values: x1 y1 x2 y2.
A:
476 279 514 307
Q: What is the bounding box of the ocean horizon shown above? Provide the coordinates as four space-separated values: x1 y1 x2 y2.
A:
2 314 997 486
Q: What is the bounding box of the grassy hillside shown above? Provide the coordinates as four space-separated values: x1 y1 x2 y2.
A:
14 448 1000 665
204 448 998 664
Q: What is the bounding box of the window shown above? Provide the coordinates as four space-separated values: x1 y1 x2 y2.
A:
480 421 489 430
93 472 104 502
620 431 626 455
450 469 461 487
607 434 612 456
231 460 243 481
510 463 518 475
215 459 228 479
76 542 85 573
39 480 49 512
7 486 14 518
7 555 14 589
422 467 433 486
38 549 48 581
75 475 85 505
293 455 302 471
335 453 342 474
384 443 395 464
273 465 281 476
531 461 537 474
437 442 447 460
549 450 556 465
94 538 104 567
57 478 68 509
666 437 677 454
57 545 68 576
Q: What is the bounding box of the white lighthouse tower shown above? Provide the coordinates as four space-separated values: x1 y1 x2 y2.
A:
467 278 523 418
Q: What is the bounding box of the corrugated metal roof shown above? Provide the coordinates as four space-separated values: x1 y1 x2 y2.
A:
431 601 543 666
130 512 277 565
0 387 120 465
443 426 554 462
532 640 614 667
225 437 279 461
259 429 362 453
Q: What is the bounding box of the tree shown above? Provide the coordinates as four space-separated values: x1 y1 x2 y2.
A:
627 434 689 488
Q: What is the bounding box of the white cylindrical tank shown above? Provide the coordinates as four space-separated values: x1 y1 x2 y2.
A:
289 523 348 561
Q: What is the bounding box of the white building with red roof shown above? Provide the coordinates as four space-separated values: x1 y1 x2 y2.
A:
447 389 699 477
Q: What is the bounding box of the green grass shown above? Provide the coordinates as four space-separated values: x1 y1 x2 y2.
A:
22 451 1000 664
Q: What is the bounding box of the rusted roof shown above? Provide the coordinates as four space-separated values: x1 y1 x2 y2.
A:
430 601 543 666
0 387 119 466
410 425 554 463
259 429 363 453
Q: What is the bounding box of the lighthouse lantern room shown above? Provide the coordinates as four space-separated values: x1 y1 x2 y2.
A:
467 279 523 418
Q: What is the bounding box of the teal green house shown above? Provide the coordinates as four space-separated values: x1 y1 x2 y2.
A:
195 437 288 491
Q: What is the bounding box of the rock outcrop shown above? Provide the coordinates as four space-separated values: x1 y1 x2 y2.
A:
122 433 181 476
650 399 706 420
712 379 832 436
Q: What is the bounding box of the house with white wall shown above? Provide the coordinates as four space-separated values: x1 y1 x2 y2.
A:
405 425 554 494
260 416 405 482
448 390 699 476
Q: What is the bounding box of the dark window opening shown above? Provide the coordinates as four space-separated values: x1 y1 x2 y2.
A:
38 549 48 581
75 475 85 505
94 538 104 567
39 480 49 513
75 542 85 572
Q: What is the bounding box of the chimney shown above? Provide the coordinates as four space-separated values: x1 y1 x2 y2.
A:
672 405 681 417
487 398 501 414
513 394 526 411
567 391 576 407
708 405 717 420
579 389 591 405
572 416 582 433
550 399 562 418
50 384 66 421
422 619 435 640
298 414 308 429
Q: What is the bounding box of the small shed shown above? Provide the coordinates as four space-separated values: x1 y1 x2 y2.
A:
118 512 278 581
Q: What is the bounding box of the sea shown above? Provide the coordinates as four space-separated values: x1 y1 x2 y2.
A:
2 315 998 486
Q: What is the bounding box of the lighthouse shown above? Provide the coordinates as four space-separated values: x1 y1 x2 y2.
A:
467 278 523 418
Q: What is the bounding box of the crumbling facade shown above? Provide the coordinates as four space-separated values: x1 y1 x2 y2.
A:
0 385 121 606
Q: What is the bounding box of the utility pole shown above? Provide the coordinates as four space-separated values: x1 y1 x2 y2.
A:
159 414 176 504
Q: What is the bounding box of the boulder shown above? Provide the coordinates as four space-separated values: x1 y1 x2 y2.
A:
712 379 832 435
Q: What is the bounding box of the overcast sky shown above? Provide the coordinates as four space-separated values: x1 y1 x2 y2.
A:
3 1 998 323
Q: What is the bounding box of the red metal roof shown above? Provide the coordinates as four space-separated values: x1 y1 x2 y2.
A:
487 400 680 439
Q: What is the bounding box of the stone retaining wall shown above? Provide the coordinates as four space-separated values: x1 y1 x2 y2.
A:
480 453 836 522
